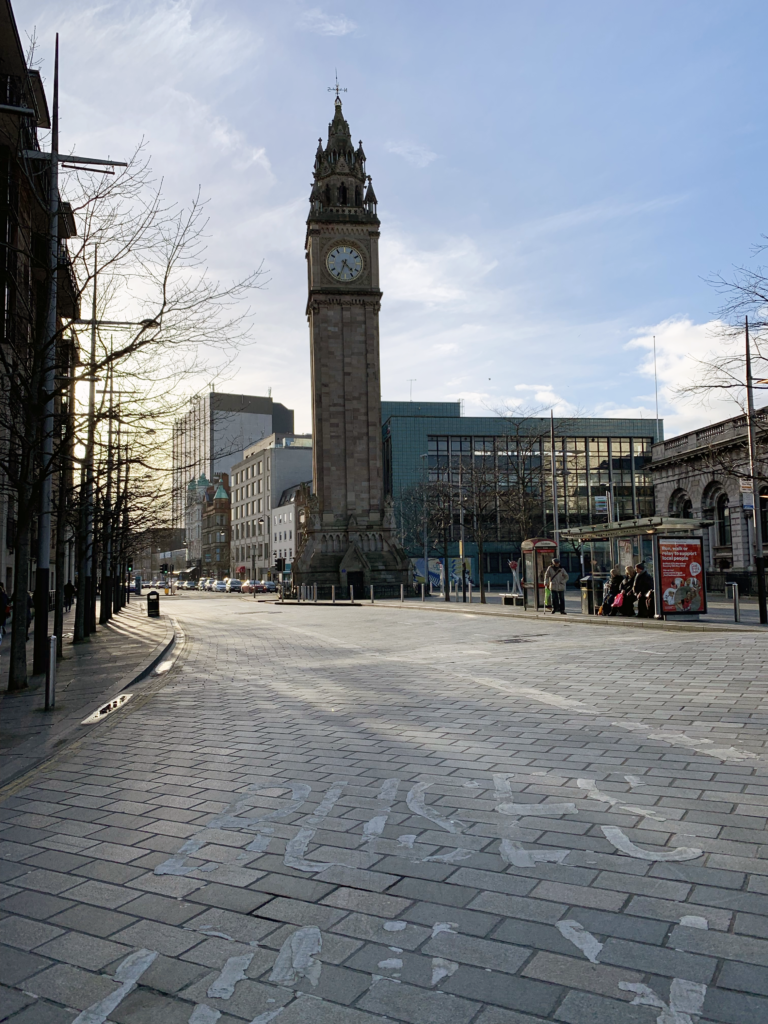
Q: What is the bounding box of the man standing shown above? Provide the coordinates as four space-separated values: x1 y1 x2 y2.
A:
544 558 569 615
63 579 75 613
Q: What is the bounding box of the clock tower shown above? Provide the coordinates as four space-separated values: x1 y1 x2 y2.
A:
294 95 408 594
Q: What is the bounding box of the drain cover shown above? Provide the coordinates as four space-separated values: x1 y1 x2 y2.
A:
82 693 133 724
495 636 547 644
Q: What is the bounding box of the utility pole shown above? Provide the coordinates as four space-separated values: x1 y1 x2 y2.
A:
33 37 59 675
745 317 767 625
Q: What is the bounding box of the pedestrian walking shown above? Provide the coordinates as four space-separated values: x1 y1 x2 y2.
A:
25 591 33 641
63 579 74 612
602 567 623 615
633 562 654 618
544 558 569 615
0 583 10 644
619 565 637 616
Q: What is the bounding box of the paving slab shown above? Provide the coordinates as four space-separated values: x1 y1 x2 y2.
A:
0 593 766 1020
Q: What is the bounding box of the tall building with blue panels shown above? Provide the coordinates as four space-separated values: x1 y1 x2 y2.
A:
381 401 663 582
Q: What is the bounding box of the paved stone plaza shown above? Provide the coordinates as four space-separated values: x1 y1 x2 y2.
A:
1 595 767 1023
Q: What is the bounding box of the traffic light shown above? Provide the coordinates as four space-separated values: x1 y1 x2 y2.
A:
160 562 167 573
274 557 285 572
127 563 133 573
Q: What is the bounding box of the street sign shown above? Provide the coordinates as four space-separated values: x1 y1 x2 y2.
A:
740 478 755 510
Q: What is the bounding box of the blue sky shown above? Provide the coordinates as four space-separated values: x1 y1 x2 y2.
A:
16 0 768 434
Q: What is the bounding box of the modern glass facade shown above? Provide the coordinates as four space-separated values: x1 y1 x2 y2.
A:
382 403 662 578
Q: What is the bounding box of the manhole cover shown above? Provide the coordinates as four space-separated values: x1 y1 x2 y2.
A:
495 636 547 644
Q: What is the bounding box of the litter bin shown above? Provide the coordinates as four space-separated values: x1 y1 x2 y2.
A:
580 575 608 615
147 589 160 618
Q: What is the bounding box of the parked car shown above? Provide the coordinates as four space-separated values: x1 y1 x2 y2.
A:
262 580 277 593
250 581 267 593
214 580 227 592
205 579 216 591
226 579 242 593
241 579 256 593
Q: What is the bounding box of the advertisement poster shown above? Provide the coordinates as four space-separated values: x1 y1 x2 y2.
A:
658 538 706 615
411 557 471 587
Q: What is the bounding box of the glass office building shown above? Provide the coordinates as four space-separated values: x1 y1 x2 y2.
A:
382 402 662 581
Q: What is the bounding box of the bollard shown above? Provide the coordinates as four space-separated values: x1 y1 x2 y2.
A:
370 584 374 604
421 583 425 602
331 585 336 604
507 580 510 593
727 582 740 622
468 581 472 604
45 635 56 710
400 583 404 603
314 584 317 603
350 585 355 604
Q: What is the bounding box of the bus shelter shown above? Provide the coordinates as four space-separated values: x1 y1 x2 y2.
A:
560 516 714 620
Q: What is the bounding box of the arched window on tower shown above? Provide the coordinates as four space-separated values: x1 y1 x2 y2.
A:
681 497 693 519
355 185 362 207
717 493 732 546
338 182 348 205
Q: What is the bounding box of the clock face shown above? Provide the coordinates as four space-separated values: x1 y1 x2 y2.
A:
326 245 363 282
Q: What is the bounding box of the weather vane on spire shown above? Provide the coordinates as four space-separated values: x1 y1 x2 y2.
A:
328 70 347 99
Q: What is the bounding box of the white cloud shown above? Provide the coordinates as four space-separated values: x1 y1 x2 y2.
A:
609 317 744 437
299 8 356 36
385 140 438 168
381 231 499 306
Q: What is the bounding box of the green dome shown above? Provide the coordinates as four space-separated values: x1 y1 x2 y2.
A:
214 482 228 500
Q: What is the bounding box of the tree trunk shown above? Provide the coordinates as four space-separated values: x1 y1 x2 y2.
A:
74 475 89 642
443 528 450 601
8 516 31 690
53 477 66 659
478 535 486 603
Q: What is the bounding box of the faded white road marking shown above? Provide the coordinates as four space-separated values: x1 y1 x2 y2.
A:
577 778 666 821
556 920 603 963
156 782 310 876
377 958 403 969
189 1006 221 1023
620 979 706 1024
269 926 322 988
424 847 474 864
72 949 158 1024
493 773 572 865
615 721 758 763
500 839 570 867
602 825 702 862
624 775 645 788
431 957 459 985
406 782 465 834
363 778 400 842
249 1008 287 1023
283 782 348 871
384 921 407 931
680 916 708 929
431 922 458 938
497 800 578 817
207 954 254 998
397 834 416 848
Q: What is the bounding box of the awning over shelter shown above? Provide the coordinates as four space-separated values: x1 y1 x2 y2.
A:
560 516 714 542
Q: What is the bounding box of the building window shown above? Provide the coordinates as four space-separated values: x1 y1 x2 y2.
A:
717 494 732 546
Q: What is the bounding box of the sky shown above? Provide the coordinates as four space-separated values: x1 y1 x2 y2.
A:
14 0 768 436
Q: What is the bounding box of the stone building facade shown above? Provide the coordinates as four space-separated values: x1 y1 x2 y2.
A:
200 478 231 579
230 434 312 580
650 407 768 570
293 96 408 593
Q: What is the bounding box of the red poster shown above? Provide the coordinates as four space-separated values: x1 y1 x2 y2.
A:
658 538 706 615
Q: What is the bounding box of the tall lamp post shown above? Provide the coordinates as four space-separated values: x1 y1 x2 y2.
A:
745 317 767 625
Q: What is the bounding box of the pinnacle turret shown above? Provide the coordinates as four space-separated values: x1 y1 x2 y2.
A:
308 96 377 222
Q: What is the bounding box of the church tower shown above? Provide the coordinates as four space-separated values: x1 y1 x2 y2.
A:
293 95 408 594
